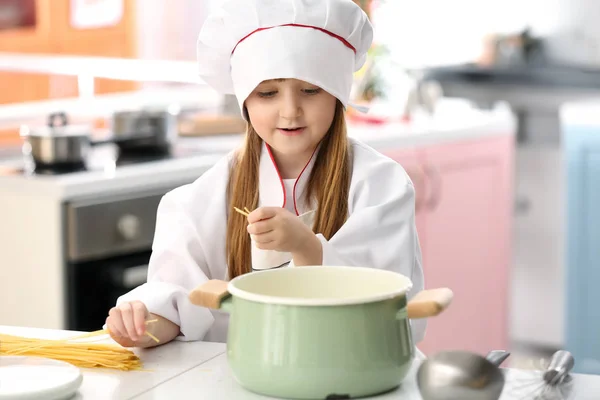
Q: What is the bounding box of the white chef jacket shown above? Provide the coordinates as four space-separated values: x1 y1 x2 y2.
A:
116 137 426 344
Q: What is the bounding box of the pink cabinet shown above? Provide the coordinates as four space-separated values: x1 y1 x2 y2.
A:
384 135 514 357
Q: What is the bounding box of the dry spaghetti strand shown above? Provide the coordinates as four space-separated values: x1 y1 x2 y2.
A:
233 206 249 217
0 320 160 371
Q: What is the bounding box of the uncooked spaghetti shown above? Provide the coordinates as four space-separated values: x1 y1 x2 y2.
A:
234 206 253 217
0 320 159 371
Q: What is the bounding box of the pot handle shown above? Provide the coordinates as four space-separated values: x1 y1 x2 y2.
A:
188 279 233 312
406 288 453 319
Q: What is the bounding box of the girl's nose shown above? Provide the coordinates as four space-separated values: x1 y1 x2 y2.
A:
279 93 302 120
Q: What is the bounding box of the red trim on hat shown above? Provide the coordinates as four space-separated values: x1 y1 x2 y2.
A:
232 24 356 55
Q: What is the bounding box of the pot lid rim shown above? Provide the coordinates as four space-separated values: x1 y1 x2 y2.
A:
26 125 92 137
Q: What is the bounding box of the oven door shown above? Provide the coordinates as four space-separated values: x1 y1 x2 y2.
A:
63 187 172 332
67 252 151 332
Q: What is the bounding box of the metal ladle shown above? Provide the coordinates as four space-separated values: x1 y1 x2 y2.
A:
416 350 510 400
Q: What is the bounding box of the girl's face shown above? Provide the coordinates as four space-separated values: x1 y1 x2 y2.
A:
245 78 337 163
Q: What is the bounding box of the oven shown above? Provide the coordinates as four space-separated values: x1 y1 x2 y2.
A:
63 185 178 332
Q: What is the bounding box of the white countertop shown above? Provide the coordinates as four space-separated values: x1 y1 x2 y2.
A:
0 147 228 200
2 325 597 400
0 325 225 400
135 349 428 400
0 99 516 201
138 351 596 400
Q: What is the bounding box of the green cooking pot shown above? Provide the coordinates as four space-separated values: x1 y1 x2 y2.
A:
189 266 452 399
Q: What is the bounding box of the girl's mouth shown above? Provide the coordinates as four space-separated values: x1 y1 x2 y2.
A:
278 127 306 136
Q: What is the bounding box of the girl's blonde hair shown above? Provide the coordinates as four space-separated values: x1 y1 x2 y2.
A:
225 100 350 279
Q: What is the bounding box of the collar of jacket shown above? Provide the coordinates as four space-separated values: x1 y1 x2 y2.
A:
258 140 322 215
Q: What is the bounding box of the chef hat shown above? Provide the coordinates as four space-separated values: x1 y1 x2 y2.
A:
196 0 373 119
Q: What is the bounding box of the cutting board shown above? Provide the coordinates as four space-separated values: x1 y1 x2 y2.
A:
179 114 246 137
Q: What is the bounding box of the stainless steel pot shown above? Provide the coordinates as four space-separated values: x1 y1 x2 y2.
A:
24 112 160 167
112 107 179 151
25 112 93 166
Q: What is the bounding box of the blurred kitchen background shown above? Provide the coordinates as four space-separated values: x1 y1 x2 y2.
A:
2 0 600 376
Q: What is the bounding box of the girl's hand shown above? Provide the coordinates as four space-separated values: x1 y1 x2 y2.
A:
106 301 153 348
247 207 314 253
106 301 181 348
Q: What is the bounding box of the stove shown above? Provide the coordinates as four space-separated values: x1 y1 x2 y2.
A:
0 135 241 178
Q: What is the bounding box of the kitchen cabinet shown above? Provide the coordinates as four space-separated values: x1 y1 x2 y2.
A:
0 0 138 106
510 145 565 349
0 0 51 50
51 0 138 98
0 0 139 145
564 123 600 375
0 0 54 106
384 134 514 356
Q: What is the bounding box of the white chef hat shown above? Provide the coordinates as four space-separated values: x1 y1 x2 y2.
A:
196 0 373 119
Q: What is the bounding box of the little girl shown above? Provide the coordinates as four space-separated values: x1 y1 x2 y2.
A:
106 0 426 348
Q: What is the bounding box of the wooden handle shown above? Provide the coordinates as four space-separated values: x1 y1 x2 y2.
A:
407 288 453 319
188 279 230 309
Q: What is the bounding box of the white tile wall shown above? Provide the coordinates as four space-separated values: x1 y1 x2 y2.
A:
540 0 600 67
371 0 600 69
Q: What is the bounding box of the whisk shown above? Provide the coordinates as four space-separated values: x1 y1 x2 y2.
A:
504 350 575 400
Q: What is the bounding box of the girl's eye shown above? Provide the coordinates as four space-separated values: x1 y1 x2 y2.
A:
303 88 321 95
257 91 277 98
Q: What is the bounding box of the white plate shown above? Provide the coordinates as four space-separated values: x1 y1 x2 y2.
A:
0 356 83 400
